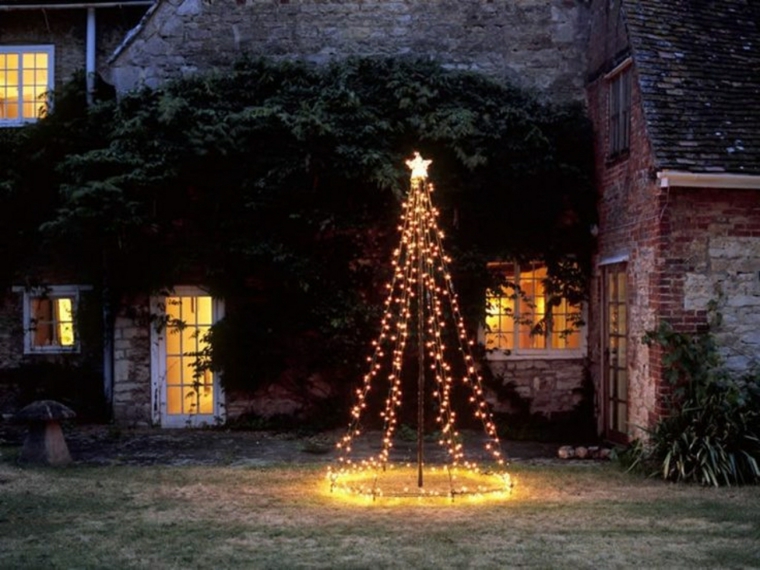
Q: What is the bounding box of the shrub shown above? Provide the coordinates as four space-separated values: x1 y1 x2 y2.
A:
630 322 760 486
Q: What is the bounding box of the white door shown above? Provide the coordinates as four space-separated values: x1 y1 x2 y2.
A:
151 288 225 428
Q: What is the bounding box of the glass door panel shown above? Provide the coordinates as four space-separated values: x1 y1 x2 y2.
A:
603 263 628 441
153 290 224 427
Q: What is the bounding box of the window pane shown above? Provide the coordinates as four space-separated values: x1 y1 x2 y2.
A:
166 325 181 355
55 298 74 346
486 290 514 350
184 357 199 383
184 386 199 413
197 376 214 414
616 402 627 432
485 264 516 350
609 68 632 154
197 325 210 352
166 356 182 384
166 297 181 320
31 297 54 347
196 296 212 325
3 102 18 119
617 369 627 401
167 387 182 414
182 325 198 354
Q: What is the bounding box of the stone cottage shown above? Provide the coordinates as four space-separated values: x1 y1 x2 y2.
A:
1 0 758 439
0 0 594 429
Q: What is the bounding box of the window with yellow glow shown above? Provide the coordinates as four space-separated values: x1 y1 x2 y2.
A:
164 295 215 415
485 261 582 354
0 46 53 125
18 285 85 353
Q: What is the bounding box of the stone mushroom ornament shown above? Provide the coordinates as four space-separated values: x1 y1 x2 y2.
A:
15 400 76 466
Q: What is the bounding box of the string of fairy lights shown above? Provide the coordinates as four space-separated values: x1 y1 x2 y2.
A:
328 152 511 501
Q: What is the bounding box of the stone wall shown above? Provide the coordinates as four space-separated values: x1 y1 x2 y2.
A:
668 189 760 373
109 0 589 100
0 294 24 372
487 357 587 416
112 302 152 426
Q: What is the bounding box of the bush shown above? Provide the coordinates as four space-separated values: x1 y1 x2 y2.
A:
629 322 760 486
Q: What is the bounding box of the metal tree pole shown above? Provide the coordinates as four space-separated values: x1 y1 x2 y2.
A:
415 175 425 488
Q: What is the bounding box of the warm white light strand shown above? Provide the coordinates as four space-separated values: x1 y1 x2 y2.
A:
329 152 511 501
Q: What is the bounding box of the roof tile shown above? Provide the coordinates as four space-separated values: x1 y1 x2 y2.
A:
623 0 760 174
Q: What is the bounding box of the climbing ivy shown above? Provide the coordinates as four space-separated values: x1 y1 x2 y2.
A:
2 58 595 399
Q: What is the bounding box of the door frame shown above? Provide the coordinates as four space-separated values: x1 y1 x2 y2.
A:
150 286 225 428
601 261 629 444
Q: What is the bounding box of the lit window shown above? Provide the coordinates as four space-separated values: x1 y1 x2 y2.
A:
164 295 215 416
608 62 631 156
0 46 54 126
16 285 87 353
485 261 583 356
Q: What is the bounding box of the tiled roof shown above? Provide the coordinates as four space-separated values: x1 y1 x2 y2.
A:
0 1 152 6
623 0 760 174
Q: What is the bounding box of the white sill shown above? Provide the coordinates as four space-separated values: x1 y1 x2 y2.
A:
25 346 80 355
0 119 38 128
485 350 585 361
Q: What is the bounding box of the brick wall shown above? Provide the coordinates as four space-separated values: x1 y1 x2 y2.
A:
586 0 663 438
109 0 589 100
586 68 663 437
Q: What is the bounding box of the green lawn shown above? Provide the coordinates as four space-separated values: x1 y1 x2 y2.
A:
0 459 758 569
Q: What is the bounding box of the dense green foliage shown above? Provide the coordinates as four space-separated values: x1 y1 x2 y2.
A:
2 58 595 406
628 322 760 486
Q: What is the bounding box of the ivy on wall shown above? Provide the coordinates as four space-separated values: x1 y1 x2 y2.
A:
1 58 596 399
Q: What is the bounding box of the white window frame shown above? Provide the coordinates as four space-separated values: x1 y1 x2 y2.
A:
483 262 586 361
0 45 55 127
14 284 89 354
150 286 226 428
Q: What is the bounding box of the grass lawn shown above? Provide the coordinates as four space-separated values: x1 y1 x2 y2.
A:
0 458 758 569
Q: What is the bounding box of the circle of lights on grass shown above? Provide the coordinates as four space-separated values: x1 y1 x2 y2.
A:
327 152 512 503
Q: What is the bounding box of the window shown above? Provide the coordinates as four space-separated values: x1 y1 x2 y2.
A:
0 46 54 126
608 61 632 156
17 285 87 353
485 261 583 357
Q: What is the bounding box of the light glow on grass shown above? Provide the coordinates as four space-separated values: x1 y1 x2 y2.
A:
325 464 513 506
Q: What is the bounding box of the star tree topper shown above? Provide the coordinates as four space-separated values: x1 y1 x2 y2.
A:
406 151 432 181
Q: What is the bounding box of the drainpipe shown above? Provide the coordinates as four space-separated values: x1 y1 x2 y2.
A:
86 6 96 104
102 252 115 414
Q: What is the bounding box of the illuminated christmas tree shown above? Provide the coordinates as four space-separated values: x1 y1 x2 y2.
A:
328 152 511 502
